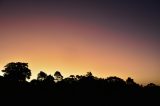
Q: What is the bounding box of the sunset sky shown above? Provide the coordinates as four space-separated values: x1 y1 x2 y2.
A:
0 0 160 85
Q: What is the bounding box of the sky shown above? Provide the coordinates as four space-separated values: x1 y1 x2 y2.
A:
0 0 160 85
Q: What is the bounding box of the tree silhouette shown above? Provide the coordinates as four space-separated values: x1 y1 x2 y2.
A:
37 71 47 81
105 76 126 88
106 76 125 84
146 83 157 87
54 71 63 82
126 77 140 89
45 75 55 84
69 75 75 79
2 62 31 81
126 77 135 85
0 62 160 106
75 75 83 80
86 72 93 77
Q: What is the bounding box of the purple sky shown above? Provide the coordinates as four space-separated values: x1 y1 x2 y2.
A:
0 0 160 84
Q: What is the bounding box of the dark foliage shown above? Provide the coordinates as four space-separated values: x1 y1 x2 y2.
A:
0 62 159 106
2 62 31 81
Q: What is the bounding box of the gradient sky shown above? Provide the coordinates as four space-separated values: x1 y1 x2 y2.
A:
0 0 160 85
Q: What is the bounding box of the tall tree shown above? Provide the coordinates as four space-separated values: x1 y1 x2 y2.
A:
2 62 31 81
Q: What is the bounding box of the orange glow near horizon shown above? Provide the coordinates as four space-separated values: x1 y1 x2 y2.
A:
0 15 159 85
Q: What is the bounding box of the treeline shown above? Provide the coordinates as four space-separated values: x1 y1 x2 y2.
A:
0 62 159 106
